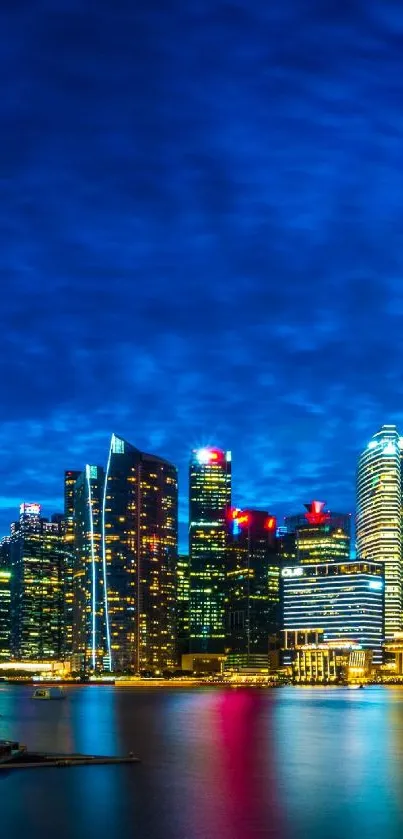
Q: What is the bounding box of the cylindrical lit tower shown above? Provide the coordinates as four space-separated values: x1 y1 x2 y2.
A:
356 424 402 639
189 448 231 654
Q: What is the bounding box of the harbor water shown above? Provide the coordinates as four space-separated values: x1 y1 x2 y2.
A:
1 684 403 839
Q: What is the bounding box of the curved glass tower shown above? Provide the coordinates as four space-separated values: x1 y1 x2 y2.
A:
73 466 107 671
102 434 177 673
356 424 402 639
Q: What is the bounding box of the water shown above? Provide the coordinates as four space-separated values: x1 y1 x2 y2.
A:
1 684 403 839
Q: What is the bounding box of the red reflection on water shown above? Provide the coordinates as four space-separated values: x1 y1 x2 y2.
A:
216 689 285 839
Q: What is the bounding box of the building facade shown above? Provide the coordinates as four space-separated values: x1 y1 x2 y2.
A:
63 470 80 657
189 448 231 654
0 569 11 660
73 466 107 671
176 554 190 660
10 504 65 660
282 560 384 661
285 501 351 565
102 434 177 673
226 509 279 668
356 424 402 639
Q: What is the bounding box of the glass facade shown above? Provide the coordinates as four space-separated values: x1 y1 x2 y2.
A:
356 424 402 639
10 504 65 660
189 448 231 654
102 435 177 673
226 509 279 665
73 466 107 671
282 560 384 661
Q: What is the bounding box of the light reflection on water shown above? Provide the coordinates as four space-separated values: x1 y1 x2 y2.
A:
0 685 403 839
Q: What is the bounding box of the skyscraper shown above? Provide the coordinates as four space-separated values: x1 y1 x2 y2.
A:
189 448 231 654
176 554 190 659
10 504 64 660
226 509 279 668
63 470 80 657
102 434 177 673
356 424 403 639
0 569 11 660
285 501 351 564
73 466 107 671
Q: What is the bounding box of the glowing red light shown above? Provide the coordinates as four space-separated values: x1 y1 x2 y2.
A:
265 516 276 531
304 500 330 527
229 508 250 527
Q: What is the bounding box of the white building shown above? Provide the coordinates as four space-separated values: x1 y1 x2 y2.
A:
356 425 402 639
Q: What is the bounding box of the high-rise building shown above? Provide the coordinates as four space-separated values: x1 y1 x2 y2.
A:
102 434 177 673
0 568 11 660
176 554 190 659
285 501 351 564
226 509 279 668
0 537 11 569
63 470 80 657
189 447 231 654
356 425 402 639
282 560 384 662
73 466 107 671
10 504 64 660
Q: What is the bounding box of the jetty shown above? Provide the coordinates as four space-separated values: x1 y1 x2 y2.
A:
0 740 139 770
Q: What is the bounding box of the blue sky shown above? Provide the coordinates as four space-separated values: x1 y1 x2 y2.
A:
2 0 403 547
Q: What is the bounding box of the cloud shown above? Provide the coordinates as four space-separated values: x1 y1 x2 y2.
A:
0 1 403 547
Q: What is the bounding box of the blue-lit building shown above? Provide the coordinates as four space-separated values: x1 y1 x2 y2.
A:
73 465 107 671
282 560 384 662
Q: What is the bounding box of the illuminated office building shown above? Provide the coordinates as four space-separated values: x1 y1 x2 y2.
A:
285 501 351 564
0 537 10 569
102 434 177 673
282 560 384 662
73 466 107 671
176 554 190 659
10 504 65 660
226 509 279 668
189 448 231 654
356 424 403 639
63 470 80 656
0 569 11 660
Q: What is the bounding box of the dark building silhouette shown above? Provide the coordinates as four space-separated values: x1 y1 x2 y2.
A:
226 509 280 668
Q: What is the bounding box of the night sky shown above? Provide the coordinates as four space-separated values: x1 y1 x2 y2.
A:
2 1 403 547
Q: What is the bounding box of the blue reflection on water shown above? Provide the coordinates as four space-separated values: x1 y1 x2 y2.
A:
273 687 403 839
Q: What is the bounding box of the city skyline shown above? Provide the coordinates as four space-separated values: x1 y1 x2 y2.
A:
0 423 390 552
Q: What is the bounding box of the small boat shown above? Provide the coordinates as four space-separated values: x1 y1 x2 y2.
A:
32 687 66 700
